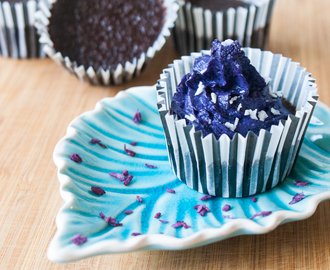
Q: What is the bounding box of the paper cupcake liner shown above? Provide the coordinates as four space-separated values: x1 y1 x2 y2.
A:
156 48 318 198
0 0 45 58
34 0 179 86
173 0 277 55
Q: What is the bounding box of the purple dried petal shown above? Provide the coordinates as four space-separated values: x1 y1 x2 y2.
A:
109 172 126 182
133 109 142 124
250 211 272 220
167 188 175 194
294 181 309 187
132 233 141 236
137 196 142 203
251 196 257 203
99 212 106 219
122 170 128 176
154 212 161 218
71 234 87 245
289 192 305 205
159 220 169 223
105 216 117 224
194 204 210 216
91 186 106 195
222 204 231 212
200 195 212 201
130 141 137 146
183 222 191 229
113 222 123 227
171 221 183 228
124 174 133 186
222 215 236 219
91 138 101 144
70 153 82 163
98 142 107 149
124 210 133 215
145 163 157 168
124 144 136 157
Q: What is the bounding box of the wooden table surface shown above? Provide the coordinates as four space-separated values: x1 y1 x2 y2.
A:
1 0 330 269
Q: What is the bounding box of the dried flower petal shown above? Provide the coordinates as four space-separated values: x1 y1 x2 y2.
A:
99 212 106 219
289 192 305 205
137 196 142 203
221 215 236 219
109 172 126 182
124 144 136 157
222 204 231 212
167 188 175 194
133 109 142 124
91 138 101 144
194 204 210 216
171 221 191 229
130 142 137 146
251 196 257 203
91 186 106 195
294 181 309 187
124 210 133 215
132 233 141 236
154 212 161 218
200 195 212 201
159 220 169 223
70 153 82 163
71 234 87 245
145 163 157 168
124 174 133 186
91 138 107 148
250 211 272 220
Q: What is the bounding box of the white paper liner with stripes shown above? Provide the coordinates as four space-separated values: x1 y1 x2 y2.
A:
0 0 45 58
173 0 277 56
156 48 318 198
34 0 178 86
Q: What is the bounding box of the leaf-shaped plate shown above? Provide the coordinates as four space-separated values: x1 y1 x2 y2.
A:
50 86 330 263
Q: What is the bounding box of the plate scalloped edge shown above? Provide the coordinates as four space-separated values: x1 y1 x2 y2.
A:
49 85 330 263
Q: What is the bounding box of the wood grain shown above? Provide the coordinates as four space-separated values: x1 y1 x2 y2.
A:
1 0 330 269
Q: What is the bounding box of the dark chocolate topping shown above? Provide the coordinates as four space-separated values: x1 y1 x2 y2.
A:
49 0 165 71
186 0 249 10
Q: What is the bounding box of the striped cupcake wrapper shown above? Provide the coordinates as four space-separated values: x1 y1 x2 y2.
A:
157 48 318 198
173 0 277 55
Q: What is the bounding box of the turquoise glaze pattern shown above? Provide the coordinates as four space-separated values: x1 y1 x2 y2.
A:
50 86 330 263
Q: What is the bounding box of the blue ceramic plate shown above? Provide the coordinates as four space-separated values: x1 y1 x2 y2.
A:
50 86 330 263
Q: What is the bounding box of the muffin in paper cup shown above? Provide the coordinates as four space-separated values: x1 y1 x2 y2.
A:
173 0 277 55
34 0 179 86
156 40 318 198
0 0 45 58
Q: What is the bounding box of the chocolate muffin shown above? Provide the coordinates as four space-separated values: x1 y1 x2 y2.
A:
35 0 179 85
0 0 43 58
157 39 318 197
173 0 277 55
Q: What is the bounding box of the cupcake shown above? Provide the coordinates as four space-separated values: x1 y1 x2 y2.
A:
0 0 44 58
156 39 318 198
173 0 277 55
34 0 178 85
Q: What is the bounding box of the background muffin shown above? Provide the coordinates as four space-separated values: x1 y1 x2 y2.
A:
0 0 44 58
35 0 178 85
173 0 277 55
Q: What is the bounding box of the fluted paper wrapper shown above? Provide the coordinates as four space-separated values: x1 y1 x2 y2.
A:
173 0 277 55
0 0 45 58
157 48 318 198
34 0 178 86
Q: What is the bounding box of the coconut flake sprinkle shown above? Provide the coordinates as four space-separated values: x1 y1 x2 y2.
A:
195 81 205 96
185 114 196 122
211 93 217 104
258 110 268 121
229 96 238 104
271 107 281 115
225 117 239 132
244 109 258 120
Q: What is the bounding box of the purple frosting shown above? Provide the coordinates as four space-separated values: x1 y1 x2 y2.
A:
171 40 295 139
